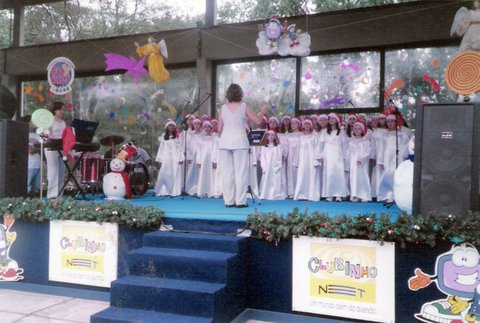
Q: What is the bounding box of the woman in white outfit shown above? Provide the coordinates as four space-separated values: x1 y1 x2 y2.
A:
45 102 66 199
217 84 266 208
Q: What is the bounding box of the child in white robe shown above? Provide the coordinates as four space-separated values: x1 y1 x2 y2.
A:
347 122 372 202
259 130 285 200
184 118 202 195
285 117 302 198
377 114 410 203
196 121 218 198
294 119 322 201
322 113 348 202
155 120 183 197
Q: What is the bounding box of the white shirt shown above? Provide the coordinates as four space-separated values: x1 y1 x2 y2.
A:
218 103 249 150
49 119 66 139
28 133 41 169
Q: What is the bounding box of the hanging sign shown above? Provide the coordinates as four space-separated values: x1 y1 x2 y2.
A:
47 57 75 95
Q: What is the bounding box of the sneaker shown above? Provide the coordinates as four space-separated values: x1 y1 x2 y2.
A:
386 198 394 203
236 204 248 208
335 197 342 202
326 197 333 202
361 199 369 203
350 197 358 202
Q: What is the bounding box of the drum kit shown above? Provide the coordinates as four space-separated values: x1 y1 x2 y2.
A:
79 135 149 196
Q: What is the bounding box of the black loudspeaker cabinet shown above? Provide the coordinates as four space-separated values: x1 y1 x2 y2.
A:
0 120 28 197
413 103 480 217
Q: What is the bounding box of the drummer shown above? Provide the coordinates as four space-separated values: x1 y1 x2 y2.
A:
129 141 151 166
104 140 150 165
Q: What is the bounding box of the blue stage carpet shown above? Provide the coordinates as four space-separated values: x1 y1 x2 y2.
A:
92 190 402 222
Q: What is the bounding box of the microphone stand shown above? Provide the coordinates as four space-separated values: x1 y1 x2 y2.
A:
179 93 211 200
383 91 400 169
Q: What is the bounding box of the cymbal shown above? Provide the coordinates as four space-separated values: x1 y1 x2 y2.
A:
100 135 124 146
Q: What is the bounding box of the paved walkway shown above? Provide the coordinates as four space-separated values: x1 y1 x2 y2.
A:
0 288 109 323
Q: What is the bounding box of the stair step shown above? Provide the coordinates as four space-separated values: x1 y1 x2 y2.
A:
128 247 236 283
111 276 225 317
143 231 246 253
91 306 213 323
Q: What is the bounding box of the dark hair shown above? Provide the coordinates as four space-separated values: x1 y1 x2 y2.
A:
163 127 177 140
327 123 341 135
346 124 353 137
265 133 279 147
280 123 291 134
50 101 64 113
226 84 243 103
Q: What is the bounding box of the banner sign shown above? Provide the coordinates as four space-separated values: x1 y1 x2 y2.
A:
49 220 118 288
292 237 395 322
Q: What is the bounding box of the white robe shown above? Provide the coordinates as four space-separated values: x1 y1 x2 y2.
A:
155 137 183 196
322 130 348 198
211 140 222 198
278 133 288 198
293 134 321 201
184 131 202 195
371 128 387 198
259 144 285 200
248 146 260 198
196 134 218 198
377 129 410 201
347 137 372 201
285 131 302 198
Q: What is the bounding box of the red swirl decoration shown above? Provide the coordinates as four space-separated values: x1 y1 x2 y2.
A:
444 51 480 95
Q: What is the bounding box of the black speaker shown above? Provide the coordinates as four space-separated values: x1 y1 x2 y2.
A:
413 103 480 216
0 120 28 197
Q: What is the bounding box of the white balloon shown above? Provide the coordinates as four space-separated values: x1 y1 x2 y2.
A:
394 160 414 214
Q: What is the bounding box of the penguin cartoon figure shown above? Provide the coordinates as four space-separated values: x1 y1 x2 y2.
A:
103 158 132 200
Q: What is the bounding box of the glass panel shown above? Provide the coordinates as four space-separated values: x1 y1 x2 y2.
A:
384 47 459 128
0 9 12 48
300 51 381 111
216 58 297 118
24 1 204 45
22 68 197 178
217 0 418 24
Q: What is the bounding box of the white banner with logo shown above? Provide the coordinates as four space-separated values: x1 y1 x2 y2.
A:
49 220 118 288
292 237 395 322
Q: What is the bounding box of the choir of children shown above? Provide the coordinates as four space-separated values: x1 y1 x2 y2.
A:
154 111 412 203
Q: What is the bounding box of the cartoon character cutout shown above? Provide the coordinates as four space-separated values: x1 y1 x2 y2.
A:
409 243 480 322
0 215 24 281
264 17 284 49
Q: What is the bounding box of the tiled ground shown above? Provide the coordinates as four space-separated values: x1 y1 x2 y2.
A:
0 289 109 323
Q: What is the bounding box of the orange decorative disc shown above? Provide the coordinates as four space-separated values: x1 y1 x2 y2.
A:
444 51 480 95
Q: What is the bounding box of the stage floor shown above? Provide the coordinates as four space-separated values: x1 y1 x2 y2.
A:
92 190 402 222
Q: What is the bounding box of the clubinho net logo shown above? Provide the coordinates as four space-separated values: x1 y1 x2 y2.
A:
308 243 378 303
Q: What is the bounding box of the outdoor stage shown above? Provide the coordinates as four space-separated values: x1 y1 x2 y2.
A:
94 190 402 223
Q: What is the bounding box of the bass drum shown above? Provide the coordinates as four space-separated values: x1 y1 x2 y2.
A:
127 163 149 196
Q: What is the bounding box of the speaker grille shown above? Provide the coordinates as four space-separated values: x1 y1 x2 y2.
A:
414 104 479 216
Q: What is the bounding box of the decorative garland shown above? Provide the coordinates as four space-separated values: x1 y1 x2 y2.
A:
247 209 480 248
0 197 163 230
2 199 478 248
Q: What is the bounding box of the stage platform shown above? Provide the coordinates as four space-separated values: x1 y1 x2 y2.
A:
90 190 402 222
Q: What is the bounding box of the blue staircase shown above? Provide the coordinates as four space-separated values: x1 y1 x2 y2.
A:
91 231 248 323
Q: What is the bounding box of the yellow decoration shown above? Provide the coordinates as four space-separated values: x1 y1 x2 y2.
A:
136 37 170 84
161 99 177 116
127 114 136 125
38 85 44 91
24 85 34 95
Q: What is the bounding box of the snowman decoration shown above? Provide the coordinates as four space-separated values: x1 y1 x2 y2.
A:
393 136 415 214
103 158 132 200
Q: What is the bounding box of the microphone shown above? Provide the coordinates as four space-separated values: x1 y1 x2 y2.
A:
348 99 357 109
